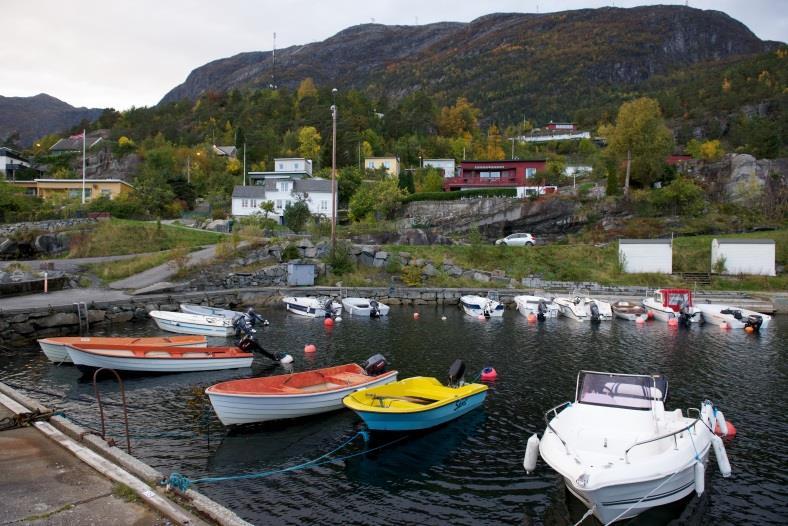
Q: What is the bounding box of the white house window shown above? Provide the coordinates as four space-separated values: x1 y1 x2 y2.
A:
320 200 328 210
526 168 536 178
276 200 283 209
294 163 300 169
383 161 391 168
242 199 248 208
251 199 257 208
278 163 284 170
367 161 374 168
277 181 291 192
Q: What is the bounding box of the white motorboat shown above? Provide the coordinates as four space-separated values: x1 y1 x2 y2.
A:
37 336 207 363
459 295 504 317
531 371 732 524
611 301 647 321
642 289 701 325
206 354 397 426
282 296 342 318
513 295 559 320
180 304 269 326
149 310 234 337
696 303 770 330
341 297 390 317
554 296 613 322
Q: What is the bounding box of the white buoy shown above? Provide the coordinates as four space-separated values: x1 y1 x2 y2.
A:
280 354 294 364
715 409 729 436
711 434 732 478
441 316 447 321
335 316 342 322
694 461 705 496
523 434 540 474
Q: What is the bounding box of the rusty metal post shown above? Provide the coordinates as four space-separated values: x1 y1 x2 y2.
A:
92 368 131 454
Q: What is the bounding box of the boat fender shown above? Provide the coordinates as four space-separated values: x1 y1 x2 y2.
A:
480 367 498 381
279 354 294 364
441 316 447 321
711 434 732 478
477 314 486 320
714 408 729 436
647 310 654 320
694 461 705 496
589 302 600 321
720 322 729 330
523 434 540 474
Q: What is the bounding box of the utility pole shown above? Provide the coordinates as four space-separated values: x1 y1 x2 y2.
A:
186 154 191 184
331 88 338 253
624 149 631 196
509 137 516 159
81 129 86 204
243 143 247 186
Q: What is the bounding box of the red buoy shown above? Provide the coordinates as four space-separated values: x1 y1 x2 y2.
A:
413 312 420 320
304 344 317 353
715 420 737 441
647 310 654 320
324 317 334 327
668 318 679 327
527 314 537 323
480 367 498 381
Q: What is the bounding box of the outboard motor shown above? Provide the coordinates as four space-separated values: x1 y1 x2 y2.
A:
323 299 334 318
537 299 548 321
448 359 466 388
361 354 387 376
233 315 256 338
744 314 763 332
245 307 270 327
369 300 381 318
677 301 693 327
589 302 600 322
237 334 292 364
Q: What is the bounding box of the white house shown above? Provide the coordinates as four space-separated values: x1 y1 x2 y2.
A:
247 157 313 186
711 239 776 276
231 177 335 223
423 159 456 178
618 239 673 274
0 147 32 180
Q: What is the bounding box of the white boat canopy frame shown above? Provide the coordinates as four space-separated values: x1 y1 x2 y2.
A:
575 371 668 411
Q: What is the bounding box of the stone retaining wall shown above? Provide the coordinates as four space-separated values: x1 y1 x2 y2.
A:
0 218 97 237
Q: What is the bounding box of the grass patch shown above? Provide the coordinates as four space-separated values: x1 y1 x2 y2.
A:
22 503 75 521
68 218 223 257
86 251 175 283
112 482 140 503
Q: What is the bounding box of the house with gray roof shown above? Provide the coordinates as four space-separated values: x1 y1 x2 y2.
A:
231 175 334 223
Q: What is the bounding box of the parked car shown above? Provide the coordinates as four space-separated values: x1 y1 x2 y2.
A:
495 233 536 246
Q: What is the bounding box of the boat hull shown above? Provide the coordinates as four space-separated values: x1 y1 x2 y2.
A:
207 371 398 425
38 337 207 363
66 346 252 373
341 298 390 317
459 296 504 317
514 296 559 318
696 304 771 329
150 314 233 336
283 297 342 318
564 450 709 524
352 391 487 431
180 304 242 320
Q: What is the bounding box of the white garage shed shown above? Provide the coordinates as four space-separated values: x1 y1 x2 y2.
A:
618 239 672 274
711 239 776 276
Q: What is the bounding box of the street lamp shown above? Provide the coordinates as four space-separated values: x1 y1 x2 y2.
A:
330 88 338 253
509 137 516 159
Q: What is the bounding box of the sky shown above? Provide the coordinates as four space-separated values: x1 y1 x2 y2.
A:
2 1 785 110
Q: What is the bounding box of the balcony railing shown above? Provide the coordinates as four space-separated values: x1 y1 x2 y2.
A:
443 176 526 189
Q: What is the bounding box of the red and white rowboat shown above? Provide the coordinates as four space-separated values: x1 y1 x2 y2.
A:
38 336 207 363
206 355 398 426
64 343 252 374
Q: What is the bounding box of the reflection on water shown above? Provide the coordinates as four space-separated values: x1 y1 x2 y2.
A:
0 306 786 525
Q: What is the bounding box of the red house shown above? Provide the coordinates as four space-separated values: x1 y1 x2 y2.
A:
443 160 547 191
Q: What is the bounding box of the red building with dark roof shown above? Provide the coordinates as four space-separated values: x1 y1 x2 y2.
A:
443 160 547 191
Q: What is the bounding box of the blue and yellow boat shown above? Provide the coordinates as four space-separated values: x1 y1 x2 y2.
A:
342 360 488 431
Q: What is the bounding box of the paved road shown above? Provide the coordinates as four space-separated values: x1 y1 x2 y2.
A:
109 244 221 290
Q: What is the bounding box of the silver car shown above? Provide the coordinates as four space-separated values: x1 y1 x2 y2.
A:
495 233 536 246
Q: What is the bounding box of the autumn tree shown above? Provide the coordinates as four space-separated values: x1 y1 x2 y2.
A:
601 97 673 193
297 126 322 163
437 97 480 138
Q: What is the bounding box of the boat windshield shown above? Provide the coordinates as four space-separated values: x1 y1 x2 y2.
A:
576 371 667 410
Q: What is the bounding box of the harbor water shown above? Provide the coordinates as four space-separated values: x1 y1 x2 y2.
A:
1 307 785 525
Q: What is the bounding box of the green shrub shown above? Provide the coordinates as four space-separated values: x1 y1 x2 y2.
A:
401 265 423 286
281 244 300 261
402 188 517 203
324 244 355 275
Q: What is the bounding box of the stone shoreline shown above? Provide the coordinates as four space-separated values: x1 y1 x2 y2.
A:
0 285 779 345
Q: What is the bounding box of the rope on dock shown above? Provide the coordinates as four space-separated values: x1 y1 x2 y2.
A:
164 429 406 492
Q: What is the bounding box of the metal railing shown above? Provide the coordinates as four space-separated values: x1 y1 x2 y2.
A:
624 417 701 463
544 401 572 455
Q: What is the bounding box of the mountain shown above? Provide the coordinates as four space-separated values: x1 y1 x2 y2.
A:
160 5 779 123
0 94 103 147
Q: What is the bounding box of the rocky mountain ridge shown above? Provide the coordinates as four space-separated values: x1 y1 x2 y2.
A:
0 94 103 148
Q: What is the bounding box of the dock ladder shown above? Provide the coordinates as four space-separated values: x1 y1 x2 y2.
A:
73 302 90 334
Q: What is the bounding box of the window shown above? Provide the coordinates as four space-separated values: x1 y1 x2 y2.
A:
367 161 374 169
577 372 666 410
525 168 536 179
383 161 391 168
68 188 91 199
100 189 112 198
241 199 248 208
250 199 257 208
320 200 328 210
480 171 490 179
277 181 291 192
294 163 300 169
276 200 283 209
278 163 284 170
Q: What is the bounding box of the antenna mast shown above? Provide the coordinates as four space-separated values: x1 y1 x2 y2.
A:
271 32 277 89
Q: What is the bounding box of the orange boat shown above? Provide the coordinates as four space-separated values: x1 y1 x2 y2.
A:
38 336 207 363
206 355 398 425
65 343 253 373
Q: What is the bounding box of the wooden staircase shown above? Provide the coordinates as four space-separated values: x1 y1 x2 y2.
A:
678 272 712 286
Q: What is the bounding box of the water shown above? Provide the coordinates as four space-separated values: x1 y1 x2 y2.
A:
1 307 786 525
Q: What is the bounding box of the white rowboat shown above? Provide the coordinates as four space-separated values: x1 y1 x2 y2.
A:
149 310 234 336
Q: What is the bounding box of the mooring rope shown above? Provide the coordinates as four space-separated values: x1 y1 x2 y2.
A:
165 429 408 492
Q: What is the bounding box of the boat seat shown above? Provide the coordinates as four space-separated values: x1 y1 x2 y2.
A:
325 373 369 385
145 351 174 358
93 349 135 357
181 352 211 358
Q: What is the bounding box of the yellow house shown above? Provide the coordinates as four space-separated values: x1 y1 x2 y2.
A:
364 156 400 177
10 179 134 201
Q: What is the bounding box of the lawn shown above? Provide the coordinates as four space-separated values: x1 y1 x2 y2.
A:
85 250 176 283
68 218 224 257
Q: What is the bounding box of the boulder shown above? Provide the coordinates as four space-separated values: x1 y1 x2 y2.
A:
34 233 68 254
33 312 79 328
296 238 313 249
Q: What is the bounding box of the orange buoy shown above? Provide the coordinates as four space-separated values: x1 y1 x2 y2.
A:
744 326 754 333
304 344 317 353
527 313 537 323
480 367 498 381
647 311 654 320
323 317 334 327
413 312 420 319
715 420 737 440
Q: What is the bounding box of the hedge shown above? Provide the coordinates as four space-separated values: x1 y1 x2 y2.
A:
402 188 517 203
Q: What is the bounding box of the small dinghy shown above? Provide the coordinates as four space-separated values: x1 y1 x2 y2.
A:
459 295 504 317
554 294 613 322
65 334 291 374
180 304 270 326
533 371 732 524
611 301 646 321
341 297 390 317
149 310 235 336
207 354 397 425
513 295 559 320
696 303 770 330
283 296 342 318
38 336 207 363
342 359 488 431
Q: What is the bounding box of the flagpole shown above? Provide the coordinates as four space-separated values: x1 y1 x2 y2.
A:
81 129 86 204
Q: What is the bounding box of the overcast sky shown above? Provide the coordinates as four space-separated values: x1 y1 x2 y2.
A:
2 1 785 110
